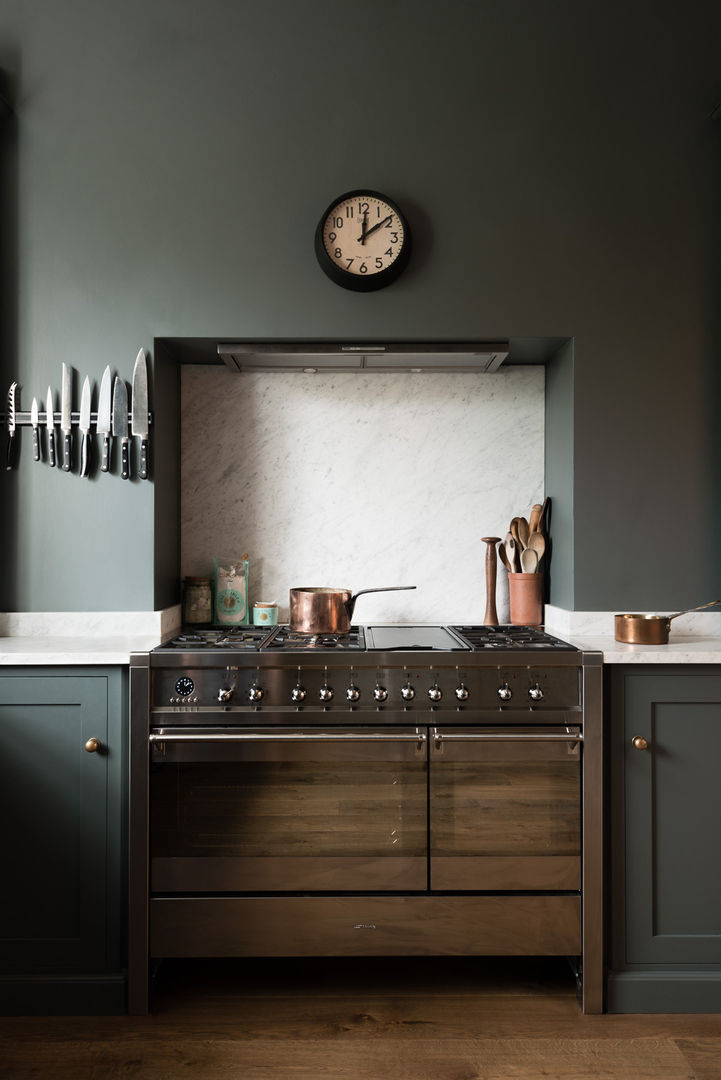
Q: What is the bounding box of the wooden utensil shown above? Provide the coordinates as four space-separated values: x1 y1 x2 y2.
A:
528 503 543 533
510 517 521 547
498 544 511 572
504 533 519 573
520 547 538 573
526 531 545 562
481 537 501 625
517 517 530 549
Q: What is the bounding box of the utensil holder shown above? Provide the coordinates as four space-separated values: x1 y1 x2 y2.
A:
508 573 544 626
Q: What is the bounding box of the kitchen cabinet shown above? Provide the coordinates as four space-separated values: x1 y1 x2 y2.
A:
0 667 127 1014
607 666 721 1012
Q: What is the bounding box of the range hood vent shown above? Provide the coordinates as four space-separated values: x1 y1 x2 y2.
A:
217 342 509 373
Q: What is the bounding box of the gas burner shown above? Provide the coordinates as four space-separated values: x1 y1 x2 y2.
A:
452 625 577 651
262 626 365 651
161 627 272 650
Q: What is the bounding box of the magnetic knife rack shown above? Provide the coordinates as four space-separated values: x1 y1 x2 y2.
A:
3 411 153 426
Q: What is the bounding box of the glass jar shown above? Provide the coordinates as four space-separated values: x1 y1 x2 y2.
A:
183 577 213 625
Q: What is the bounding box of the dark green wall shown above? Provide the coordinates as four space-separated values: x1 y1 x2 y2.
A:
1 1 720 611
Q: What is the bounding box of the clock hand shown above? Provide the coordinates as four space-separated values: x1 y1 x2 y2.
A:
361 214 393 241
359 208 369 245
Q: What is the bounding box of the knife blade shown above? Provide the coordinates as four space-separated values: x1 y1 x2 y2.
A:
6 381 18 470
112 376 129 479
30 397 40 461
131 348 149 480
79 376 91 478
97 365 112 472
61 363 72 472
45 386 56 467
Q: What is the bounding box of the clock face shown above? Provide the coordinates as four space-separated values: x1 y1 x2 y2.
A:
315 190 410 291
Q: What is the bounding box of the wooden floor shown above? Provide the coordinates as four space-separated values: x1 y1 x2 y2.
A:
1 957 720 1079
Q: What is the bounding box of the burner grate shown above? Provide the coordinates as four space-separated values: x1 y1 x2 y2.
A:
452 625 577 651
262 626 365 651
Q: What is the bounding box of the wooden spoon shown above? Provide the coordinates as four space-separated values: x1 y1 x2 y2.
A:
528 503 543 533
526 531 545 562
498 543 511 572
517 517 530 549
510 517 521 547
520 547 538 573
505 533 519 573
536 496 550 534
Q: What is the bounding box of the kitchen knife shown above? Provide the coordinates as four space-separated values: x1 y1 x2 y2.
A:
131 348 149 480
6 381 18 470
97 365 112 472
79 376 91 478
61 363 72 471
45 386 56 467
112 376 129 479
30 398 40 461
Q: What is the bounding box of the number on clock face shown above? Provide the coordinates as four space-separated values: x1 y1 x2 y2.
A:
322 195 404 277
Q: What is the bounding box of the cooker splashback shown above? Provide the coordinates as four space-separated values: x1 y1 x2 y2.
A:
180 365 544 623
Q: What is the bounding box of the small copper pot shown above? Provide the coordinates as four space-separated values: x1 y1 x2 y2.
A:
615 600 720 644
289 585 416 635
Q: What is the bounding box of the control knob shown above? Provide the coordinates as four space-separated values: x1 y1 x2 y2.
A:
217 686 235 703
291 685 307 703
497 683 512 702
428 684 442 702
373 685 388 703
528 683 544 702
455 684 469 701
248 684 264 703
319 685 334 702
401 683 415 702
346 685 361 702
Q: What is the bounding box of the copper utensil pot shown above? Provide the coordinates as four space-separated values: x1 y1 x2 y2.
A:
615 600 720 644
289 586 416 635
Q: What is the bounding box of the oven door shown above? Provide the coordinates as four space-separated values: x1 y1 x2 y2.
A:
429 726 582 891
150 727 428 893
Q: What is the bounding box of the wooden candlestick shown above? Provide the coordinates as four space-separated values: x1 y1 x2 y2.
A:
481 536 501 625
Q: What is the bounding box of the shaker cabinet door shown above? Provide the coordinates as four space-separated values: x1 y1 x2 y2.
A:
620 672 721 965
0 671 124 982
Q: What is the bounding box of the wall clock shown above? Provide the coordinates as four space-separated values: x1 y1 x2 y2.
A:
314 189 411 292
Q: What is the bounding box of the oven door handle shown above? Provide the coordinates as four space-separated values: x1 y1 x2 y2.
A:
149 729 427 743
431 729 582 742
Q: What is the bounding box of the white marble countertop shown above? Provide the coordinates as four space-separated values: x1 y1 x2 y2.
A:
559 633 721 664
0 635 164 666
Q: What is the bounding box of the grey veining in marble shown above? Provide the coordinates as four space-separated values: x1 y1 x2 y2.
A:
181 367 544 624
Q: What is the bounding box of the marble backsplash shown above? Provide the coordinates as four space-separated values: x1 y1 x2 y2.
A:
180 365 545 624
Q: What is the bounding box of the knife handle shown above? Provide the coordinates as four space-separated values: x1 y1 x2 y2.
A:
101 433 110 473
32 427 40 462
80 433 90 478
63 432 72 472
6 431 17 471
139 437 148 480
121 437 129 480
48 429 56 468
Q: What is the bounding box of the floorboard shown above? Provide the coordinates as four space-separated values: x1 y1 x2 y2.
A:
1 958 719 1080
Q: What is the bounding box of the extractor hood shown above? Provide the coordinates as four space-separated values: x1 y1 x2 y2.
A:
217 342 509 373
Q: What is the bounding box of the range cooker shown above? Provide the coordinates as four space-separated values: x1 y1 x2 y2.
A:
128 625 603 1014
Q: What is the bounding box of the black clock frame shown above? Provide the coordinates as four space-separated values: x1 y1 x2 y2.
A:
314 189 411 292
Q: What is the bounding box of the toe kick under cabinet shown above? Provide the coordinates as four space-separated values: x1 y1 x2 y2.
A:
0 667 127 1015
608 666 721 1012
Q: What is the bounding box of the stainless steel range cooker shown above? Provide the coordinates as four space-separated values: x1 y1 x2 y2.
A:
129 625 603 1014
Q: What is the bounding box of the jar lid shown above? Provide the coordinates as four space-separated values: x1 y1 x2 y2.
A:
254 601 277 607
184 576 211 584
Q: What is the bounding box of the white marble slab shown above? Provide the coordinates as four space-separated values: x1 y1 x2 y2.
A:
545 605 721 638
0 606 182 639
545 606 721 662
0 636 164 665
181 366 544 624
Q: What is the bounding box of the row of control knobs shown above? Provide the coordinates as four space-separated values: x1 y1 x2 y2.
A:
215 682 545 704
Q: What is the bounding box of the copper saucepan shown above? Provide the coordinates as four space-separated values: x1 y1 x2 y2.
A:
614 600 720 644
289 585 417 635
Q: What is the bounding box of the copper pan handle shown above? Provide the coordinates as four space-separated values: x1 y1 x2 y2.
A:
346 585 417 619
667 600 720 621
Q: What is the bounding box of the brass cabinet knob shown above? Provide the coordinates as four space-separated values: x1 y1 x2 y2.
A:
631 735 649 751
84 737 102 753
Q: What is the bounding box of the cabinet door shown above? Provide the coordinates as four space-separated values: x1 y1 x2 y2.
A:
0 674 115 973
623 673 721 965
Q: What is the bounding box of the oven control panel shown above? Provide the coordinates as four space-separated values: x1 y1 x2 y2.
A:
154 663 581 712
